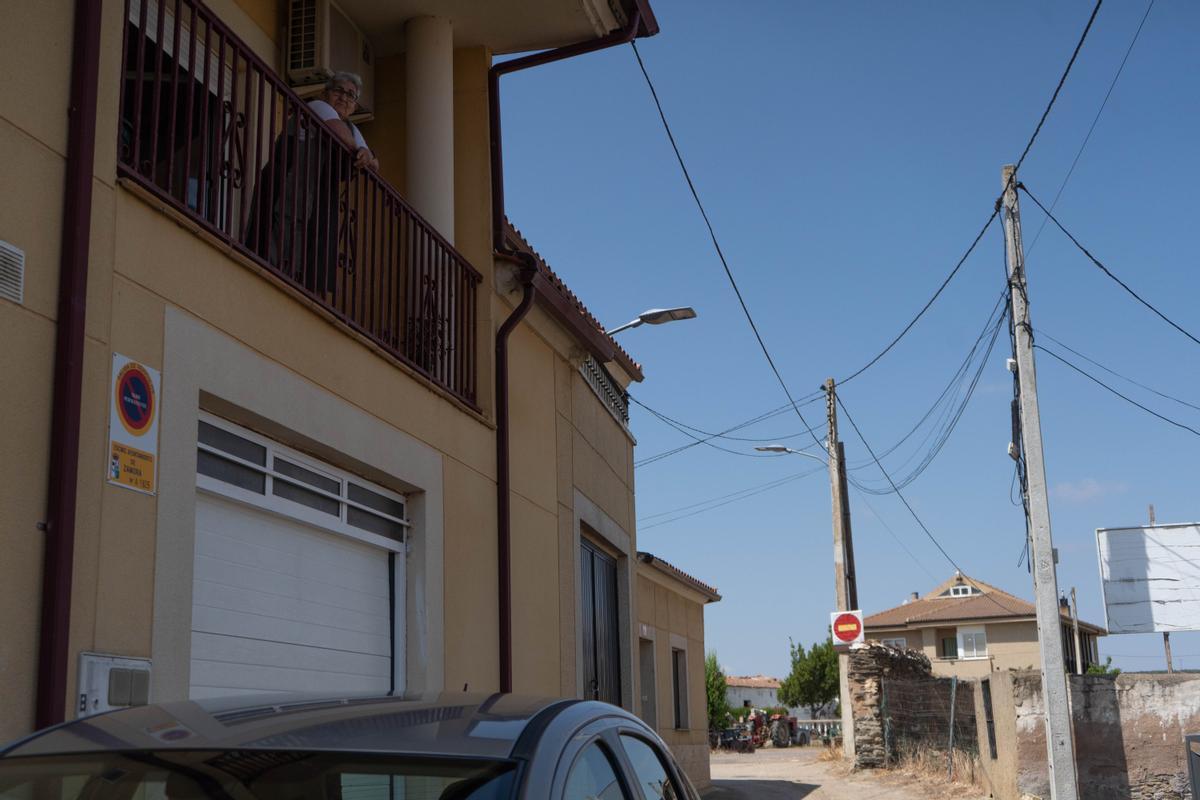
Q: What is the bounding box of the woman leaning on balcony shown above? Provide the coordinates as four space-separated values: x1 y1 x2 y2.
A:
245 72 378 300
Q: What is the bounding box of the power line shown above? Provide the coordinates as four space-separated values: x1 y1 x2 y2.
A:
835 395 963 573
1026 0 1155 254
849 289 1009 494
630 40 824 450
630 395 828 444
1038 331 1200 413
631 396 813 459
633 392 825 468
837 214 999 386
1020 184 1200 348
638 465 826 531
836 0 1102 385
638 468 821 522
853 489 939 584
1035 344 1200 438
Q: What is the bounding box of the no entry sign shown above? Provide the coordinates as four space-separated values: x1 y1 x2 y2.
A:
831 610 865 646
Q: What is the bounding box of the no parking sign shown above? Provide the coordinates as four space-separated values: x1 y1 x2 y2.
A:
107 354 161 495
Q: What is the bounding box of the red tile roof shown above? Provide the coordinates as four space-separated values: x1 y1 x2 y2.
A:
637 551 721 602
864 574 1106 635
725 675 780 689
504 221 644 382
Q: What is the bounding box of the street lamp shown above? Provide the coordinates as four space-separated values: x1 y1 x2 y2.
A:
755 444 827 464
605 306 697 336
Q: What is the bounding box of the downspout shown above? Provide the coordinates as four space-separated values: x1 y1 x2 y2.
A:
488 7 646 693
37 0 103 728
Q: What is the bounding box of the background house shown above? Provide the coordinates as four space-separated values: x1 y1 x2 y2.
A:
863 573 1105 679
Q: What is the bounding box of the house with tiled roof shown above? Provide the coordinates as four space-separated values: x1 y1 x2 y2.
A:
863 573 1106 679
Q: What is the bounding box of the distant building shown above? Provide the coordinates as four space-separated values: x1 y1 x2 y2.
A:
863 572 1106 679
724 675 834 719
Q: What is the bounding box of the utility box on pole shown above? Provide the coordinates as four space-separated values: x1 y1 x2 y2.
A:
1002 165 1079 800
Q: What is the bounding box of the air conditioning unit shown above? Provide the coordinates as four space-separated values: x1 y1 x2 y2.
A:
286 0 375 121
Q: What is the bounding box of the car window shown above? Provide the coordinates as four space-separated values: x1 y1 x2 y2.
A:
618 736 679 800
563 743 627 800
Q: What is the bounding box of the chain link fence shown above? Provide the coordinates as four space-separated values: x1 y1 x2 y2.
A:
881 676 978 777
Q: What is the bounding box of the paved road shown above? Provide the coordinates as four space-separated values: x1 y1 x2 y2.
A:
704 746 973 800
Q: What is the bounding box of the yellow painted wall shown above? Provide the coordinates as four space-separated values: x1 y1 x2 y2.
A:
0 0 643 740
872 619 1046 681
635 566 713 790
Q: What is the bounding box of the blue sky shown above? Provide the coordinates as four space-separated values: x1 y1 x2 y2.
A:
500 0 1199 678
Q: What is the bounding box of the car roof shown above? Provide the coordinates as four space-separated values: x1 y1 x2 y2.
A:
2 693 580 761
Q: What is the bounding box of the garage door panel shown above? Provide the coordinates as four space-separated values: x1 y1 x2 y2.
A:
190 658 390 697
195 513 391 582
190 493 394 698
193 578 390 630
192 631 391 676
196 512 391 592
192 604 391 656
194 550 389 613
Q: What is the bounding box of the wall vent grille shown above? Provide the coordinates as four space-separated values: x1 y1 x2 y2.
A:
288 0 318 74
0 241 24 304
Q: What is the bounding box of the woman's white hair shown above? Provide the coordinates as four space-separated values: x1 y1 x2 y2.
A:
325 71 363 92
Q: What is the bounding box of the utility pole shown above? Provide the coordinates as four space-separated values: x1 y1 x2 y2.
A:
825 378 857 759
1069 588 1082 675
1002 165 1079 800
1150 504 1174 672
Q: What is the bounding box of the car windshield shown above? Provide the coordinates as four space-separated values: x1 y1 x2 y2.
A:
0 752 515 800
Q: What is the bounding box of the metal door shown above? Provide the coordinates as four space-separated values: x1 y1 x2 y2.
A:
581 540 621 705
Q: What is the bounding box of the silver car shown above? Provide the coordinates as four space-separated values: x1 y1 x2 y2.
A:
0 694 698 800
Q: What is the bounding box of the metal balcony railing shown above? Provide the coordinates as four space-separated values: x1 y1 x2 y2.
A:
118 0 480 406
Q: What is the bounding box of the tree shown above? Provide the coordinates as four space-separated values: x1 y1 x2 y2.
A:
705 652 732 731
1086 656 1121 676
778 638 840 718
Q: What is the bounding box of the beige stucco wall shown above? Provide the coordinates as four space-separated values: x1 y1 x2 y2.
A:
871 619 1045 682
635 567 712 790
0 0 640 741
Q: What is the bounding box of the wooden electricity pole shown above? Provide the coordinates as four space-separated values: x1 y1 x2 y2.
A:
826 378 857 759
1002 166 1079 800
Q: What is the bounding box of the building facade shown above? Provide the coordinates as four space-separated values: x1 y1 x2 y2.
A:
635 552 720 788
0 0 709 774
863 573 1105 679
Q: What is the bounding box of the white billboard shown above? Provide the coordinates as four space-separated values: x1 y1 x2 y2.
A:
1097 523 1200 634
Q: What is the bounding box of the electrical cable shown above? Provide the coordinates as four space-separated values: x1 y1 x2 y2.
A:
1026 0 1155 255
633 392 825 468
629 394 828 444
1035 344 1200 438
835 395 963 573
632 398 813 459
853 489 940 584
638 468 824 522
834 0 1102 385
638 464 826 531
848 289 1009 493
1038 331 1200 413
1020 184 1200 348
630 40 825 451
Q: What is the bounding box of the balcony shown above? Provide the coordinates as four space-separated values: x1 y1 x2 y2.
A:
117 0 481 407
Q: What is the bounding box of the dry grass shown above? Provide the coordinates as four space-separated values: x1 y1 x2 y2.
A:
817 744 843 763
888 745 984 798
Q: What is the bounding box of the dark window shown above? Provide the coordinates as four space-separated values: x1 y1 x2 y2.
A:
564 743 627 800
580 539 621 704
620 735 680 800
981 678 998 760
940 636 957 659
671 649 688 730
272 456 340 515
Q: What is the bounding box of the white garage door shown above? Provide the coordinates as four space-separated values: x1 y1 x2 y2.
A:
190 414 408 700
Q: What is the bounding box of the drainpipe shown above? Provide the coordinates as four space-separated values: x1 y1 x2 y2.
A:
488 5 649 693
494 253 536 694
37 0 103 729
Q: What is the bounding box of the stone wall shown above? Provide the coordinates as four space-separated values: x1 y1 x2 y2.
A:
847 642 938 767
979 670 1200 800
